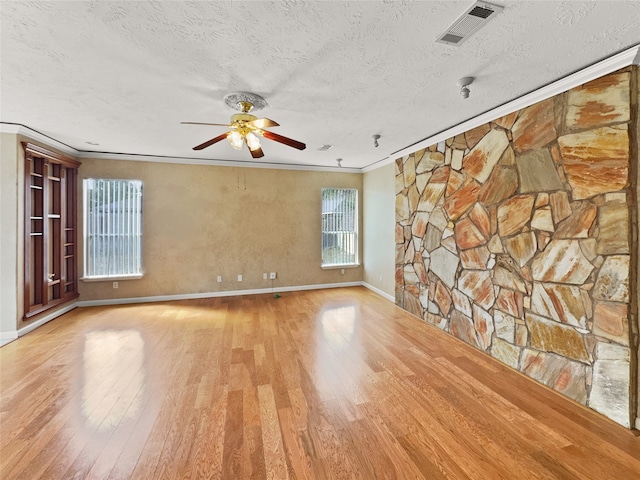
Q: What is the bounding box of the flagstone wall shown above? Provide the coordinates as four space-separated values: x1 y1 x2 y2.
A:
395 67 638 427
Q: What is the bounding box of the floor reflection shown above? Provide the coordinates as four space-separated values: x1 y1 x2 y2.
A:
81 330 145 431
320 305 356 349
314 304 369 403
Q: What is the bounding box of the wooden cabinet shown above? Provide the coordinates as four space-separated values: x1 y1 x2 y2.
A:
23 143 80 318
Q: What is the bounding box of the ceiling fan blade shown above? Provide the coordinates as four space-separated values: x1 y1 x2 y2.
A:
181 121 231 127
249 146 264 159
193 132 229 150
248 118 279 129
262 130 306 150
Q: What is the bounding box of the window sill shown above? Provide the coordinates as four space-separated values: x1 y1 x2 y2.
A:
321 263 360 270
81 274 144 282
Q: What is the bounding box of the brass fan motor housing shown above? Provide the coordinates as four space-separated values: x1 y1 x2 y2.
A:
230 113 258 124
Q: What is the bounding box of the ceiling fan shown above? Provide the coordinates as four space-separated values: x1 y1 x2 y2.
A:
181 92 306 158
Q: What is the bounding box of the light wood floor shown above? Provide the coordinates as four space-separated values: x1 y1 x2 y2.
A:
1 287 639 479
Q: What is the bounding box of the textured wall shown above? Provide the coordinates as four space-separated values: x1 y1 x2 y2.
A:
78 158 363 301
395 67 637 427
363 163 396 297
0 133 19 338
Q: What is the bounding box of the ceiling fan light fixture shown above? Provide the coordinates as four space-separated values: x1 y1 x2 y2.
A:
245 132 261 151
185 91 305 156
228 131 243 150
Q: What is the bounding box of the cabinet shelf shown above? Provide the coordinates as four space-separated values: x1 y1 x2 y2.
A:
23 142 80 319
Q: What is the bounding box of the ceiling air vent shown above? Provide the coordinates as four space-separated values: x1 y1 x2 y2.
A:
318 144 334 151
436 1 504 46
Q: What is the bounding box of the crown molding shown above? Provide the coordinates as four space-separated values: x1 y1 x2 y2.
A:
362 156 395 173
0 123 359 172
375 43 640 168
0 123 79 157
5 44 639 175
77 151 362 173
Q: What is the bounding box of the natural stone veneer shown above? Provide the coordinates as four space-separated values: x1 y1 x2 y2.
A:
394 67 636 427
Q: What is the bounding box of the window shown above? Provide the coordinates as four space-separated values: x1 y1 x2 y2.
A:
83 179 143 279
321 188 358 267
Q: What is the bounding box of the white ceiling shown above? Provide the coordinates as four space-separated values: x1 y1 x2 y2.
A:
1 1 639 170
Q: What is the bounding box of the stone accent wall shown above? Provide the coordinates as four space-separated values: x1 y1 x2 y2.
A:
395 67 637 427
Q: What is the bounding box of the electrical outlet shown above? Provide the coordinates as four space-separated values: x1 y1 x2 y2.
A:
269 272 276 280
379 274 383 282
237 275 243 282
340 269 345 275
113 281 118 289
217 275 222 283
263 273 268 280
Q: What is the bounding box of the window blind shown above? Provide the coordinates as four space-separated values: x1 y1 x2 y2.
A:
83 179 143 278
321 188 357 266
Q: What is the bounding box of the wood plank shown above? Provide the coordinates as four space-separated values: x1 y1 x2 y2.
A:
0 287 638 479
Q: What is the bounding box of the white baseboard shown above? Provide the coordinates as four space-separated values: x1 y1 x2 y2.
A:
362 282 395 303
0 332 18 347
6 283 394 341
76 281 365 307
17 303 78 338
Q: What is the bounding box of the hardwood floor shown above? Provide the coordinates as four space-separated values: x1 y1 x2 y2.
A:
1 286 639 479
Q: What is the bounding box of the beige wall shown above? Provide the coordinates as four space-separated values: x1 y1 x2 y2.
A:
1 133 19 340
78 158 363 301
363 163 395 298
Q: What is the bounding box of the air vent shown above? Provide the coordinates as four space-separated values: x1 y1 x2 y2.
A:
318 144 334 151
436 1 503 46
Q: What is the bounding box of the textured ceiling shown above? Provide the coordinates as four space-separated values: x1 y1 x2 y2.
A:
1 1 639 169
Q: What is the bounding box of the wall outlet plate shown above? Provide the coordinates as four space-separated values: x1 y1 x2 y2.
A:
238 275 243 282
269 272 276 279
263 273 268 280
113 281 118 289
217 275 222 283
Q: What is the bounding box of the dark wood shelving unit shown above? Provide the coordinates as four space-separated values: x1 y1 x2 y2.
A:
23 143 81 319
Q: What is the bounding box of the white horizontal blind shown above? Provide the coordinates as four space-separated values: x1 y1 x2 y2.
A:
321 188 357 266
84 179 143 278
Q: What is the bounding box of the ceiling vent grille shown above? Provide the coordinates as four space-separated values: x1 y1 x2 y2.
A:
436 1 504 46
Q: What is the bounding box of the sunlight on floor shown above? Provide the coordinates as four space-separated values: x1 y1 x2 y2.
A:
81 330 145 432
320 305 356 349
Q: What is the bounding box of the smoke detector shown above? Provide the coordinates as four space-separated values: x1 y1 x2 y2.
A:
436 1 504 46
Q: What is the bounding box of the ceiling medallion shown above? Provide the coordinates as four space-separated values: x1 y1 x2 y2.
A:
224 92 268 112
